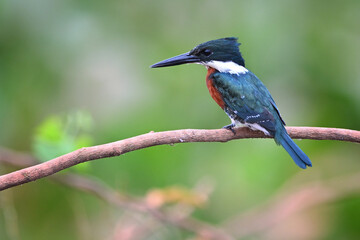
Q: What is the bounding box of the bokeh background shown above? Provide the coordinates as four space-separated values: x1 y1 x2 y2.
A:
1 0 360 239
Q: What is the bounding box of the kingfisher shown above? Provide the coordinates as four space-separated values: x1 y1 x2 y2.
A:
151 37 312 169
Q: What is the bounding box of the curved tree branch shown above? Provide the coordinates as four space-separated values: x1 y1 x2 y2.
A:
0 126 359 191
224 172 360 238
0 147 233 240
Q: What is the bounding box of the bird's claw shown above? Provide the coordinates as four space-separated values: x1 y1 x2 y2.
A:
223 124 236 135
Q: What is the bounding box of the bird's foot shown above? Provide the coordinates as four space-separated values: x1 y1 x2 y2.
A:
222 124 236 135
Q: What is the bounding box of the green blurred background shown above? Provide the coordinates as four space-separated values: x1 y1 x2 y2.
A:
1 0 360 239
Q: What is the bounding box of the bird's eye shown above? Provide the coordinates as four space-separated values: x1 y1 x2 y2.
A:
201 49 213 57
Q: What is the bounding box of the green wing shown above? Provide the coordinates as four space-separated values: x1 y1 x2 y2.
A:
211 71 285 134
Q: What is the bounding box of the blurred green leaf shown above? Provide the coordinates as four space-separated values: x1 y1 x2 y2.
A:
35 116 63 143
33 111 94 174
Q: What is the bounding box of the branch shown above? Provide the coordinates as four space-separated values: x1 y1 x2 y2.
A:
0 147 234 240
0 127 359 191
224 172 360 238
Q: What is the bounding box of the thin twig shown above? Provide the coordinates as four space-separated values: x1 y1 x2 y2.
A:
0 147 234 240
0 127 359 191
224 173 360 238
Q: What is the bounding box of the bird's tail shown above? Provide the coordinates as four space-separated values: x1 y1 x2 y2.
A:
278 131 312 169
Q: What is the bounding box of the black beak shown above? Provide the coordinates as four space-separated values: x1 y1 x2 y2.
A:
151 52 200 68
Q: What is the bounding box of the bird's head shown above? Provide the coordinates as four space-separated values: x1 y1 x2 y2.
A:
151 37 247 74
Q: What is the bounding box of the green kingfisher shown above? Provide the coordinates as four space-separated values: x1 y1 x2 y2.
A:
151 37 312 169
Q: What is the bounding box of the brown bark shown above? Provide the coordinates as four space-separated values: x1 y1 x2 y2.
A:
0 127 359 191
